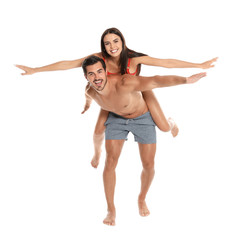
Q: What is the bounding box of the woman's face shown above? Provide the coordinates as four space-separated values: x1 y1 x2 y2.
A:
103 33 123 58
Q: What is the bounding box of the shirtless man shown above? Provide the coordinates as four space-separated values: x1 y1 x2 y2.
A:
82 55 206 226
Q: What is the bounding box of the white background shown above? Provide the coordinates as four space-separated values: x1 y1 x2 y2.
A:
1 0 244 239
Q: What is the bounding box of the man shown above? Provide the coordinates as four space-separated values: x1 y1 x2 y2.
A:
82 55 206 226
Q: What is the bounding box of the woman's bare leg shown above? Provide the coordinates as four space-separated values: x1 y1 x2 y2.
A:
91 109 109 168
142 91 179 137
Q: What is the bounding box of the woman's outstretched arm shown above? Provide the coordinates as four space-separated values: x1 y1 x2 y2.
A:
16 53 102 75
134 56 218 69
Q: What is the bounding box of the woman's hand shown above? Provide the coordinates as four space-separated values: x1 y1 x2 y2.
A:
200 57 218 69
15 65 36 75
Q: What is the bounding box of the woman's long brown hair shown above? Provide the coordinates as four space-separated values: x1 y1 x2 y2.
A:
100 27 147 75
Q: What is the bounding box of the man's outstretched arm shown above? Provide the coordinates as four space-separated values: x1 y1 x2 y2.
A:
121 72 207 92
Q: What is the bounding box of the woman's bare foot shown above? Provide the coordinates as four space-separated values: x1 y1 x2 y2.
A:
103 210 116 226
91 151 101 168
138 200 150 217
168 117 179 137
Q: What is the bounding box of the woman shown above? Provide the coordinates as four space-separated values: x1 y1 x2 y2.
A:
16 27 217 168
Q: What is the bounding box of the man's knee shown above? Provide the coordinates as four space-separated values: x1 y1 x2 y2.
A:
142 159 155 170
104 155 119 171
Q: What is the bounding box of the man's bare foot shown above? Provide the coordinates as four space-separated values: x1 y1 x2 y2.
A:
103 211 116 226
91 151 101 168
168 117 179 137
138 200 150 217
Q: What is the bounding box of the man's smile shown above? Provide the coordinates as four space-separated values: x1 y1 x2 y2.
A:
94 79 103 87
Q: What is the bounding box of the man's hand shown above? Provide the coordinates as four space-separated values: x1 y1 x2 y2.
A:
15 65 36 75
200 57 218 69
186 72 207 84
81 104 91 114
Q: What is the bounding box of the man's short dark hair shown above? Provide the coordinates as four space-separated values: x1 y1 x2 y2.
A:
82 55 106 76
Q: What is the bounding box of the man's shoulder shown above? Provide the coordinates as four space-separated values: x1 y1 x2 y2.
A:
119 74 135 86
116 74 138 93
86 85 95 97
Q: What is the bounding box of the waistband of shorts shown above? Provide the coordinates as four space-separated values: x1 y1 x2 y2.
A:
109 111 150 120
105 111 155 126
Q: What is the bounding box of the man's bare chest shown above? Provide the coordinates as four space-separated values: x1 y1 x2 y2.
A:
94 92 133 113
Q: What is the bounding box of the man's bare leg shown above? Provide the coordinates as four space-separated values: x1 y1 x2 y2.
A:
138 143 156 217
91 109 109 168
103 139 125 226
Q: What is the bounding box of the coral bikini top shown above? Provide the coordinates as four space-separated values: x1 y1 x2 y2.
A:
103 57 137 76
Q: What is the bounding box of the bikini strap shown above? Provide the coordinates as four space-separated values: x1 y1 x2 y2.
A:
127 58 131 69
126 58 137 75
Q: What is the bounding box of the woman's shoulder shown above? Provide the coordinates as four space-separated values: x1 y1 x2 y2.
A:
130 55 149 65
78 52 102 62
131 55 165 67
93 52 103 58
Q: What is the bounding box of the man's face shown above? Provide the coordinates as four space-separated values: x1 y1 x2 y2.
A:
86 62 107 91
